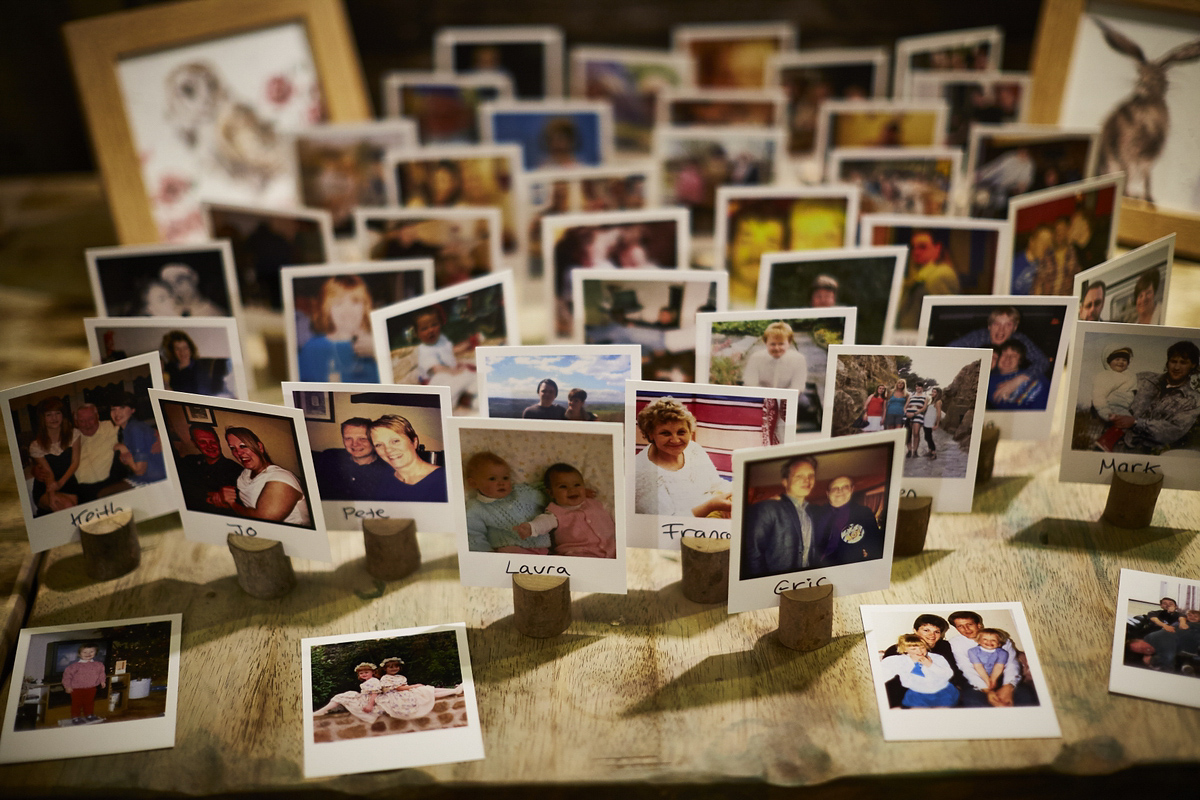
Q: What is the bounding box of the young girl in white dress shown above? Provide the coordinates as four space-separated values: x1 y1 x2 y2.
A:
312 662 382 723
374 656 462 720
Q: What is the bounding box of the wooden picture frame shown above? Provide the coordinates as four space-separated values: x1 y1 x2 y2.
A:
1029 0 1200 257
64 0 370 245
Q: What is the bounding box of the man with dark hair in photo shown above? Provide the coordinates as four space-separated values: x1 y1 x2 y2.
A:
314 417 395 501
743 454 831 578
1112 340 1200 453
1079 279 1106 321
522 378 567 420
177 423 244 513
947 610 1038 708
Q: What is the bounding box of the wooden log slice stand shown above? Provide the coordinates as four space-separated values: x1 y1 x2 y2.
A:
512 574 571 638
1101 471 1163 529
680 537 730 604
79 508 140 581
894 496 933 557
777 584 834 651
227 535 296 599
362 518 421 581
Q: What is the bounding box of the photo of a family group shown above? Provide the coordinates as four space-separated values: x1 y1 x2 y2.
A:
0 614 181 764
860 602 1059 741
826 345 988 510
1074 234 1173 325
282 261 433 383
627 381 798 549
476 344 638 423
372 272 518 414
285 384 450 530
576 269 727 383
728 430 903 612
301 624 481 778
1 354 172 552
1110 569 1200 709
150 390 329 560
759 246 903 346
920 297 1076 439
1061 323 1200 490
447 417 626 593
827 148 961 217
86 241 240 319
696 309 854 436
85 317 246 400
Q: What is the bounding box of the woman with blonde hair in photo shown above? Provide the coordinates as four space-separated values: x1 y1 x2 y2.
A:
215 426 311 526
633 396 731 518
368 415 446 502
298 275 378 383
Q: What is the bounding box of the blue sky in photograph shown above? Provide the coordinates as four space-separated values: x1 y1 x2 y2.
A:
484 352 633 404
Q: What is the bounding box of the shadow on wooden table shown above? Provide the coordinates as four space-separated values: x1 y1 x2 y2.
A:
1010 517 1194 560
972 475 1036 514
890 548 953 584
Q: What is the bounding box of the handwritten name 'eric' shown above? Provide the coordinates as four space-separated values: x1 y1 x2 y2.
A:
774 575 828 594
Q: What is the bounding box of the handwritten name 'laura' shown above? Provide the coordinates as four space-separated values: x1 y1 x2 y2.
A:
661 522 730 540
505 561 570 576
70 503 124 527
1098 459 1160 476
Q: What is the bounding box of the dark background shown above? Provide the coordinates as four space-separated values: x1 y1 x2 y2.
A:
1 0 1044 176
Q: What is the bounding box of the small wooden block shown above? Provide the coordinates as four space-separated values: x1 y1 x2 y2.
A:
512 574 570 638
227 534 296 599
1101 470 1163 529
362 518 421 581
680 537 730 604
974 423 1001 484
894 496 933 557
777 584 833 651
78 508 140 581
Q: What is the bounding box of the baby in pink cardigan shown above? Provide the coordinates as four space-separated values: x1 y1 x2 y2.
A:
543 463 616 559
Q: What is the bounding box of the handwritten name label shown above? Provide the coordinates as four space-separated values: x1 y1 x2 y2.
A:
226 523 258 537
70 503 124 527
505 561 570 576
1098 459 1160 476
343 507 388 520
774 576 829 594
661 522 731 540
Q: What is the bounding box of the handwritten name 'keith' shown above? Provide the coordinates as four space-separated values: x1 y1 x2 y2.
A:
70 503 124 527
1098 459 1160 476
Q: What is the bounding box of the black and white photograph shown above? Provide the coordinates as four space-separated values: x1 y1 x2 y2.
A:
86 241 240 319
435 26 565 99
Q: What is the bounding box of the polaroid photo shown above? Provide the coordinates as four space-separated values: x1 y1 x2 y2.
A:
918 296 1078 440
302 623 483 778
827 147 963 217
1110 568 1200 708
85 240 241 319
626 380 800 550
568 46 693 153
728 429 905 613
292 120 418 238
382 70 514 145
446 417 627 593
909 71 1031 149
476 344 641 423
370 272 520 416
1060 321 1200 489
283 383 453 532
0 614 182 764
383 143 526 258
655 126 788 237
521 162 658 279
713 185 860 307
479 99 614 170
354 207 504 290
860 602 1060 741
695 308 857 438
657 87 788 128
823 345 990 511
0 354 172 553
200 201 336 321
1073 233 1174 325
893 26 1003 98
767 48 890 159
813 99 949 176
757 245 907 347
281 259 434 384
573 268 729 383
84 316 248 400
435 25 565 99
965 124 1101 219
997 173 1126 296
671 21 797 89
859 213 1012 332
542 207 691 340
149 389 330 560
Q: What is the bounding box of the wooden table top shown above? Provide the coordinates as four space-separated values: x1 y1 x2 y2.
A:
0 175 1197 796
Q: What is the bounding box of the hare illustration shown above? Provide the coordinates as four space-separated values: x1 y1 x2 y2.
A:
1092 17 1200 204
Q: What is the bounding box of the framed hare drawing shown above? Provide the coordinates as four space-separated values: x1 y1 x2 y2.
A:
1030 0 1200 259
